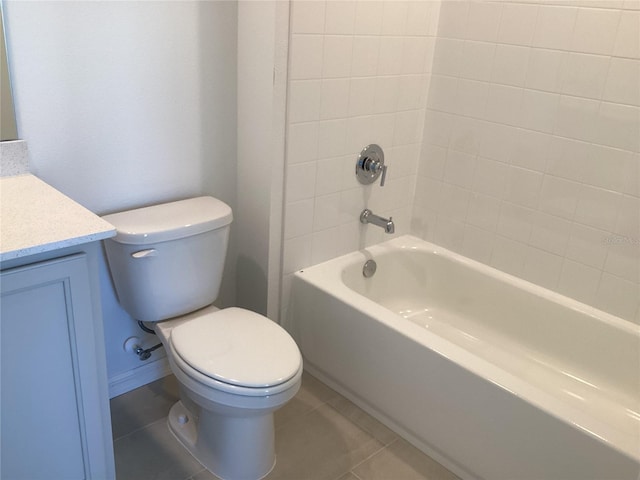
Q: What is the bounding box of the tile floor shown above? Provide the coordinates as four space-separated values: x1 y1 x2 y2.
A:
110 372 460 480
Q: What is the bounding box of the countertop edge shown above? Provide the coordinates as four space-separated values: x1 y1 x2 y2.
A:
0 140 30 177
0 228 116 264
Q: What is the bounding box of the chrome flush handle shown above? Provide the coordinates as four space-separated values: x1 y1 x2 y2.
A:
131 249 157 258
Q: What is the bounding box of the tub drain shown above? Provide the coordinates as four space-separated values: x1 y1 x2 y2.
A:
363 259 377 278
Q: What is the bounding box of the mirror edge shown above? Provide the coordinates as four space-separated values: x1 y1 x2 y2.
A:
1 1 19 141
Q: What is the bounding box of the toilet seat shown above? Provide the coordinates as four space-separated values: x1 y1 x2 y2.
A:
170 346 302 398
170 307 301 392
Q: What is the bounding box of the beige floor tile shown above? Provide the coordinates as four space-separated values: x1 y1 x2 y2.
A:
267 403 385 480
113 417 204 480
352 438 460 480
111 372 459 480
337 473 361 480
327 394 398 446
110 375 180 439
187 468 220 480
275 371 341 429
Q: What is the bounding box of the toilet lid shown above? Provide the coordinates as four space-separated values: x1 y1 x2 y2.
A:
170 307 301 388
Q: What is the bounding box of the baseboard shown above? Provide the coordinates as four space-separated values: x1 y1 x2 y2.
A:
108 357 172 398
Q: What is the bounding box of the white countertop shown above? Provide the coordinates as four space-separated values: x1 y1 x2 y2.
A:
0 140 30 176
0 174 115 263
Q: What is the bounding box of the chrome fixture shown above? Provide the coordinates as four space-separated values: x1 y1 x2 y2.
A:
362 259 377 278
123 329 162 361
360 209 395 234
356 144 387 186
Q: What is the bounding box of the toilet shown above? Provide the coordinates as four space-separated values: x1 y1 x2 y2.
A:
102 196 302 480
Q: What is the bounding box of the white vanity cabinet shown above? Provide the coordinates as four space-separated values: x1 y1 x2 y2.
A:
0 174 116 479
1 248 114 479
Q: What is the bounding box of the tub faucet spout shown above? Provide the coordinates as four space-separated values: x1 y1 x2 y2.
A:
360 209 395 234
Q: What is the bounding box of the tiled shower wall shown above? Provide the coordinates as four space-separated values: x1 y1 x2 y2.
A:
281 0 440 320
413 0 639 322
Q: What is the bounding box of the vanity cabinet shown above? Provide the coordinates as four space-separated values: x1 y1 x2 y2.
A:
1 247 115 479
0 173 115 479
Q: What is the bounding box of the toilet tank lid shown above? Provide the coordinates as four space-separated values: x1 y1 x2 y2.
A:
102 196 232 245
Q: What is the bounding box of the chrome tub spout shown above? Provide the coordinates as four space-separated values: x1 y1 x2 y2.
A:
360 209 395 234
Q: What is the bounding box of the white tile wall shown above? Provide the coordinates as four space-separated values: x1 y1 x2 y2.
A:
282 0 440 318
413 0 640 322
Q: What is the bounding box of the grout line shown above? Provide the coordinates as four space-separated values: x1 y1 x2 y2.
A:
274 378 343 432
348 437 400 474
186 467 212 480
274 397 331 433
349 470 365 480
111 415 168 444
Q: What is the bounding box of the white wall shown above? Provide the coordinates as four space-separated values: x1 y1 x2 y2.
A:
413 0 639 322
281 0 440 322
236 1 289 318
4 1 238 390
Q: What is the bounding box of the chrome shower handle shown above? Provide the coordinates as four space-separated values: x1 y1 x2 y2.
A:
356 144 387 187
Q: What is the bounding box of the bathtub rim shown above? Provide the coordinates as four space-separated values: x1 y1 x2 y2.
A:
292 234 640 464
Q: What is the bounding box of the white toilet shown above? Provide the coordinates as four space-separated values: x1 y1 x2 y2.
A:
102 196 302 480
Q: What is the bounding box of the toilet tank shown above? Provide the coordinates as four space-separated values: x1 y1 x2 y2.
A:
102 197 233 322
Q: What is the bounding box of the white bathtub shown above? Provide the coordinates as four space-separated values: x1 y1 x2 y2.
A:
290 235 640 480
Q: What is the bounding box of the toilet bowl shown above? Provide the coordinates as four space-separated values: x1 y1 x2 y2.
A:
157 306 302 479
102 197 302 480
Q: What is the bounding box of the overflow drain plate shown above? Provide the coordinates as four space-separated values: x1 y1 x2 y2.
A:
363 259 377 278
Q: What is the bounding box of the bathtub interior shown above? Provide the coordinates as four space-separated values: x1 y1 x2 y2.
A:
327 237 640 459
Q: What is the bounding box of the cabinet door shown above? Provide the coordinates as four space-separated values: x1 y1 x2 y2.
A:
1 254 101 480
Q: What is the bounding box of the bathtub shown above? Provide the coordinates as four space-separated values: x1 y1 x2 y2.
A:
290 235 640 480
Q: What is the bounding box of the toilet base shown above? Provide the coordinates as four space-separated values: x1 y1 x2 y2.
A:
167 401 276 480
